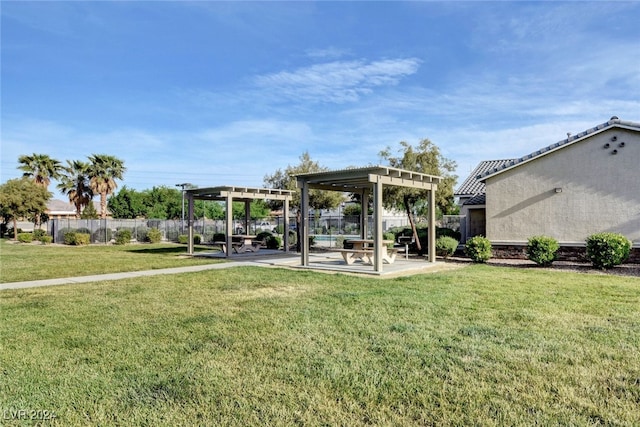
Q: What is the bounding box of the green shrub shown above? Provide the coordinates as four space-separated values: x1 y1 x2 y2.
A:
212 232 226 243
64 231 77 245
436 236 459 258
92 227 113 243
33 229 47 240
526 235 559 266
336 235 345 248
256 231 273 242
147 228 162 243
586 232 631 269
75 233 90 246
265 235 282 249
193 234 202 244
465 236 492 263
178 234 189 244
65 232 90 246
288 230 297 246
383 232 396 248
39 235 53 245
133 226 149 242
115 229 132 245
17 233 33 243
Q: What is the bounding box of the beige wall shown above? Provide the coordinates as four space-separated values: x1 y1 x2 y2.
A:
485 127 640 244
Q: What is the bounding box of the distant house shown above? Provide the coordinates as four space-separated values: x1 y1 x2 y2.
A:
46 199 108 219
456 117 639 259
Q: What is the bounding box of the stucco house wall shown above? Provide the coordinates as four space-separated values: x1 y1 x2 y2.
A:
484 126 639 244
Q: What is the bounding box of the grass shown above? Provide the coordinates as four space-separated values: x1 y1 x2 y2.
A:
0 261 638 426
0 240 223 283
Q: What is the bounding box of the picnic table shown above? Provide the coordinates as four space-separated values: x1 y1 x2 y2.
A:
334 239 397 265
231 235 261 253
211 235 262 254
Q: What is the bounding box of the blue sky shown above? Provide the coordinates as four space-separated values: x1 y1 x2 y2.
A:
2 1 639 198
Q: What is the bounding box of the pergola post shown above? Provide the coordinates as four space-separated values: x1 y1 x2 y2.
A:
283 198 290 252
361 189 369 239
244 200 251 235
187 193 195 255
225 194 233 258
299 179 310 266
428 188 437 263
373 180 383 273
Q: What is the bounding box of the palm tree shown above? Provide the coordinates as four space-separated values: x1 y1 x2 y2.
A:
17 153 63 189
17 153 62 227
57 160 93 218
87 154 126 219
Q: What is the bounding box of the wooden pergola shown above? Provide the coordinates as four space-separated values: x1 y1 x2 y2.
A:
184 186 295 256
296 166 442 273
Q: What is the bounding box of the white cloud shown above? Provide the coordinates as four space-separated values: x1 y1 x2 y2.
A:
254 58 421 103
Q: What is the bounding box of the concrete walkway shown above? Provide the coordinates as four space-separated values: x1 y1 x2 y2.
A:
0 254 303 291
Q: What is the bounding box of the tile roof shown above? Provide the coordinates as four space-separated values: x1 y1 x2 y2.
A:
478 117 640 181
455 159 516 196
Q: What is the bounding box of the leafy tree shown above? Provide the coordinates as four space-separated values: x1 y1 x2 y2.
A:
0 178 51 240
264 151 343 211
379 139 457 253
264 151 343 250
142 186 182 219
81 201 99 219
57 160 93 218
88 154 126 219
108 186 146 219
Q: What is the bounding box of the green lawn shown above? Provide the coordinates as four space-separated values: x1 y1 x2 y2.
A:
0 240 223 283
1 262 638 426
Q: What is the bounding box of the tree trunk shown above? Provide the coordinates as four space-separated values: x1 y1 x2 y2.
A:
12 218 18 240
100 192 107 219
403 195 422 253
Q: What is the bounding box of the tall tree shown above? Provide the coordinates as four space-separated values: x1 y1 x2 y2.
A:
0 178 51 240
108 186 146 219
57 160 93 218
263 151 343 210
379 139 457 252
17 153 62 189
17 153 61 227
88 154 126 219
264 151 343 250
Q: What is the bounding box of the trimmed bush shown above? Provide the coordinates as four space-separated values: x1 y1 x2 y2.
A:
39 235 53 245
65 232 90 246
526 235 560 266
178 234 189 244
586 232 631 269
193 234 202 244
265 235 282 249
17 233 34 243
147 228 162 243
212 232 226 243
436 236 459 258
33 229 47 240
92 227 113 243
133 226 149 242
465 236 492 263
115 229 132 245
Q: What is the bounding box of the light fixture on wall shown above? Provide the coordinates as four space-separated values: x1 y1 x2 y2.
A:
554 187 563 193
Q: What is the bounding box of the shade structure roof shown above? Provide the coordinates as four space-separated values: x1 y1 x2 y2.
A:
295 165 442 191
185 186 294 202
